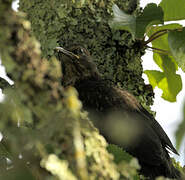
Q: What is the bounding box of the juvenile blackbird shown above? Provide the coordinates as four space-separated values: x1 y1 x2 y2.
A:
56 46 181 179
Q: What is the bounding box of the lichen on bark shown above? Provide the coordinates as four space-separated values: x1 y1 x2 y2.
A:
19 0 154 108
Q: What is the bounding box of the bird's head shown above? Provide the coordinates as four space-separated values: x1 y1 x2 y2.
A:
56 46 101 86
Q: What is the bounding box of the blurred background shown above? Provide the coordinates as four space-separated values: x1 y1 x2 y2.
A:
0 0 184 166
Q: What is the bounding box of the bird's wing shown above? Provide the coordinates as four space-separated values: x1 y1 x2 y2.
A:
116 88 178 155
138 105 178 155
124 116 168 166
101 107 169 166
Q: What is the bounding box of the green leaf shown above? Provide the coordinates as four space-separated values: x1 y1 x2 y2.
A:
146 24 182 72
107 144 133 164
175 101 185 150
154 53 177 73
135 3 163 39
109 4 136 37
145 23 184 102
144 70 164 88
144 54 182 102
147 24 182 53
158 74 182 102
155 54 182 102
168 27 185 72
110 3 163 39
159 0 185 21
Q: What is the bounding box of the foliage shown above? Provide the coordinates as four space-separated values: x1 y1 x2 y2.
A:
110 2 185 102
159 0 185 21
168 28 185 71
144 54 182 102
110 3 163 40
145 24 183 101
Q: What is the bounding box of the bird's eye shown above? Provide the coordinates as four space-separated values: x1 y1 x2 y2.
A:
72 47 86 56
72 48 80 55
69 46 90 57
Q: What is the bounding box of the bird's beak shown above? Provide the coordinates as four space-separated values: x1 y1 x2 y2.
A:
55 47 79 59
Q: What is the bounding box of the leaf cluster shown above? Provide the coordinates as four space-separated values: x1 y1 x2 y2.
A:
110 2 185 102
110 0 185 153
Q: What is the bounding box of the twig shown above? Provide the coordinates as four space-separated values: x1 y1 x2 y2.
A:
146 45 170 55
143 28 183 46
143 31 168 46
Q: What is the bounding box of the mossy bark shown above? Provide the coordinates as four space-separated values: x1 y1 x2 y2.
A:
19 0 154 109
0 0 141 179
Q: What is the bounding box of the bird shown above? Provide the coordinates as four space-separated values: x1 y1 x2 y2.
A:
56 45 181 179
